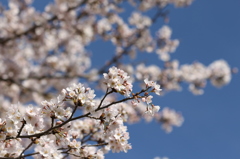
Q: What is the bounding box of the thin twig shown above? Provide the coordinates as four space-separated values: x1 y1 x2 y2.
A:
16 120 26 138
96 88 149 111
97 88 114 109
18 140 34 158
21 152 39 158
6 88 149 141
82 142 108 147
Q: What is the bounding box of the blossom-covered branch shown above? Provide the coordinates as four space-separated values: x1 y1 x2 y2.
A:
0 67 163 158
0 0 235 158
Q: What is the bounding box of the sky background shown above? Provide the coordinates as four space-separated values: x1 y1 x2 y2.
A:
117 1 240 159
2 0 240 159
93 1 240 158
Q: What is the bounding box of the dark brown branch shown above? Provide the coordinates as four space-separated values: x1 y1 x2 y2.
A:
16 120 26 138
96 87 150 111
18 140 34 159
6 112 90 140
82 142 108 147
5 88 149 143
97 88 114 109
69 104 79 120
51 117 55 128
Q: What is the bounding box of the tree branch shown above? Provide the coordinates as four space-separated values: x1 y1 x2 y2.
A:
0 0 88 45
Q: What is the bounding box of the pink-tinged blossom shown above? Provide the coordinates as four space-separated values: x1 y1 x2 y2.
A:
157 107 184 133
145 105 161 116
69 139 81 149
0 139 24 157
142 95 153 104
144 78 162 95
0 0 232 158
104 66 133 96
35 135 64 159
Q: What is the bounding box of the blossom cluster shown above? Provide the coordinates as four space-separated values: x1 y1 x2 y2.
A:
0 67 165 158
156 25 180 61
0 0 234 158
135 59 232 95
103 66 133 96
129 12 152 29
134 0 193 11
0 0 230 108
156 107 184 133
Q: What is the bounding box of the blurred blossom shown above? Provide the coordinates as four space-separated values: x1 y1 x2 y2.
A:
208 60 231 87
0 0 233 158
156 107 184 133
156 25 180 61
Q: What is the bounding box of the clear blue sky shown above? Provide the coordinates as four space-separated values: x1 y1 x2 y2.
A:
91 1 240 158
2 0 240 158
114 1 240 159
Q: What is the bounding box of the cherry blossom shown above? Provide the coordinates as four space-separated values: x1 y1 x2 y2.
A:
0 0 234 158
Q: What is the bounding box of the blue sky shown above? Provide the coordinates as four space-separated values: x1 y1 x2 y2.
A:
106 0 240 158
2 0 240 158
87 1 240 158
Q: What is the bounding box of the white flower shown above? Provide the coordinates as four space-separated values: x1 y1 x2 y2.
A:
208 60 231 87
158 25 172 39
129 12 152 29
158 107 184 133
144 78 162 95
104 66 133 96
145 105 160 116
142 95 153 104
69 139 81 149
156 25 180 61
